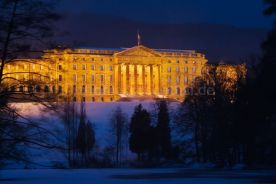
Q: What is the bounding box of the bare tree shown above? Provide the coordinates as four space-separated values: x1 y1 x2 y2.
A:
109 106 128 167
0 0 60 167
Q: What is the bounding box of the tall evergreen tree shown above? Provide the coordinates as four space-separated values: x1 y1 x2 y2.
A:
129 104 152 161
156 100 172 159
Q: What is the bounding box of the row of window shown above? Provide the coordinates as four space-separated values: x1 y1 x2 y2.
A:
6 64 47 71
73 96 113 102
58 74 113 82
167 66 197 73
71 64 113 71
167 76 196 84
73 85 113 94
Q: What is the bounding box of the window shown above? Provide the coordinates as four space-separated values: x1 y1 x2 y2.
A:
184 67 188 73
92 97 95 102
82 64 86 70
109 65 113 71
167 67 171 73
91 75 95 82
91 58 94 61
58 75 62 81
82 74 86 82
73 97 77 102
58 65 62 70
73 74 77 81
82 85 85 93
91 65 95 70
82 97 86 102
19 86 24 92
32 64 35 70
110 86 113 94
168 87 172 95
40 65 44 70
44 86 49 92
35 85 41 92
52 86 56 93
176 76 180 84
58 86 62 93
176 67 180 72
73 64 77 70
101 97 104 102
100 75 104 82
176 87 180 95
100 65 104 71
192 67 197 73
168 76 171 83
28 86 33 93
91 86 95 94
100 86 104 94
73 85 76 93
184 76 188 84
193 61 197 64
110 75 113 82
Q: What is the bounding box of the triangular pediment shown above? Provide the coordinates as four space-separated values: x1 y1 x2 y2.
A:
115 45 162 57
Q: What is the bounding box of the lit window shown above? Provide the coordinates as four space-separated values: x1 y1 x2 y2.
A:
192 67 197 73
82 85 85 93
91 86 95 94
193 61 197 64
168 76 171 83
168 87 171 95
176 87 180 95
73 74 77 81
100 75 104 82
176 76 180 84
184 76 188 84
73 85 76 93
82 74 86 82
184 67 188 73
40 65 44 70
100 65 104 71
32 64 35 70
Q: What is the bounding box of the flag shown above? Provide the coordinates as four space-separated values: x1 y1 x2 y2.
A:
137 31 141 46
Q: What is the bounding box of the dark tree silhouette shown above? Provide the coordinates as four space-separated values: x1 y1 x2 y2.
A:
129 104 152 162
0 0 60 167
156 100 172 160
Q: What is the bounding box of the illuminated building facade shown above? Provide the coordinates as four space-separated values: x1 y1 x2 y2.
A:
3 44 208 102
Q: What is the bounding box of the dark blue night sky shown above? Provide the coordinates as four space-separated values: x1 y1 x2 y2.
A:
60 0 272 28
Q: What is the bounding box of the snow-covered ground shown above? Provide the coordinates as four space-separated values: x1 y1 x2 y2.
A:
8 101 181 168
1 168 276 184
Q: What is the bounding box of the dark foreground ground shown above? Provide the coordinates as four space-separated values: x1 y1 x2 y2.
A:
1 168 276 184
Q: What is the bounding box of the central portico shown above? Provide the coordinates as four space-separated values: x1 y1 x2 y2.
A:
114 45 162 97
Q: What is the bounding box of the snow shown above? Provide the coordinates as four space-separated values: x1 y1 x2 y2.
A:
1 168 275 184
7 101 180 168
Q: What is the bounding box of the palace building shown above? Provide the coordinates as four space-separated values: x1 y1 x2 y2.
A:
3 44 208 102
